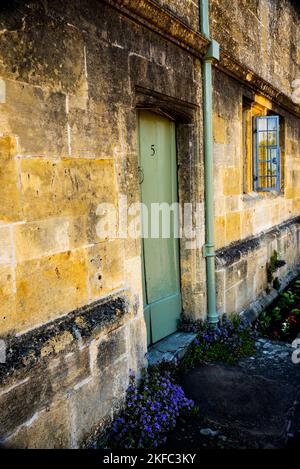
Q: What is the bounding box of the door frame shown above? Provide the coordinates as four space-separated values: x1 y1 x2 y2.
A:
137 110 182 346
134 87 204 348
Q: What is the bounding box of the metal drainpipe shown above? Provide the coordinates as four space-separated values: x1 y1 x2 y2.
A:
200 0 219 324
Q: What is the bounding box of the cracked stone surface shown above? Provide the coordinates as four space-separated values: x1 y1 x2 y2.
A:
164 339 300 449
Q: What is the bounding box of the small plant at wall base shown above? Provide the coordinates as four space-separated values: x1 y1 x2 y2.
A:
109 368 194 449
266 250 286 285
180 314 257 369
257 277 300 342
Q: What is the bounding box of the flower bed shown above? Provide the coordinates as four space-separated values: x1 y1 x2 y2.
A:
180 314 256 368
257 277 300 342
109 368 194 449
107 314 256 449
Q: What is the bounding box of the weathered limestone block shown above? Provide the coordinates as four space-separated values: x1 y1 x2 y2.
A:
67 104 119 159
213 114 226 144
70 356 129 446
15 250 88 334
226 259 247 291
20 157 117 222
0 136 22 223
215 216 226 250
243 258 260 300
225 195 242 212
154 0 199 30
0 2 86 93
0 265 16 333
236 277 256 312
124 255 143 308
211 0 300 97
0 372 53 438
0 294 130 446
129 53 197 105
225 211 241 244
0 294 129 385
213 144 225 166
3 400 71 449
223 169 240 197
48 347 91 396
13 215 88 263
255 263 268 297
97 327 127 371
270 202 280 227
252 205 273 234
14 218 70 263
3 79 67 157
67 215 89 250
213 71 240 121
217 217 300 315
213 143 235 166
224 285 237 314
128 317 147 373
0 225 13 266
40 331 76 359
283 229 299 267
241 209 253 239
87 241 125 302
86 39 131 108
214 165 224 201
216 269 226 315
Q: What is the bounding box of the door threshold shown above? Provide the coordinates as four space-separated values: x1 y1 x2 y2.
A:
146 331 197 366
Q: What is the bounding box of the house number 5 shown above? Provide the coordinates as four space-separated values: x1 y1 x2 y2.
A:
151 144 156 156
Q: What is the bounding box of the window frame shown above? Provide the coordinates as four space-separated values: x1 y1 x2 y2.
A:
253 115 281 192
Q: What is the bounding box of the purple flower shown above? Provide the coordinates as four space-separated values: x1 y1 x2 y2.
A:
110 366 194 449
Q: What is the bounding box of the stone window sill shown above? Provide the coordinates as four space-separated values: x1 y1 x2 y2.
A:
242 191 284 203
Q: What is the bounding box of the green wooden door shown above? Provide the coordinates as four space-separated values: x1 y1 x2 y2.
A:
138 111 182 346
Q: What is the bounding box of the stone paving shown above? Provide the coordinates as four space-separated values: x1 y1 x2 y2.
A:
164 338 300 449
146 332 197 366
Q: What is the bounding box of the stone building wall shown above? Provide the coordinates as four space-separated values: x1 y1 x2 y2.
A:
155 0 300 99
210 0 300 318
213 67 300 316
213 70 300 250
154 0 200 30
210 0 300 97
0 0 205 447
0 0 299 449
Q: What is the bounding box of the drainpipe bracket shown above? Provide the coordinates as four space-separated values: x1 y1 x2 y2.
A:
205 39 220 62
203 243 216 258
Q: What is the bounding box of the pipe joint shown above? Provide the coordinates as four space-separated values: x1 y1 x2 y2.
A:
205 39 220 62
203 243 216 258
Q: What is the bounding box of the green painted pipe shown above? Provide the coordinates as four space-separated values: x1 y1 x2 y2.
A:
200 0 219 325
200 0 210 37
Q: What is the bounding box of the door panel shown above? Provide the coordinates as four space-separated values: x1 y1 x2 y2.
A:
150 292 182 345
138 111 181 345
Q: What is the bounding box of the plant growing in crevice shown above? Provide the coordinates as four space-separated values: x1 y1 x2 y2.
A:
273 276 281 291
266 250 286 284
